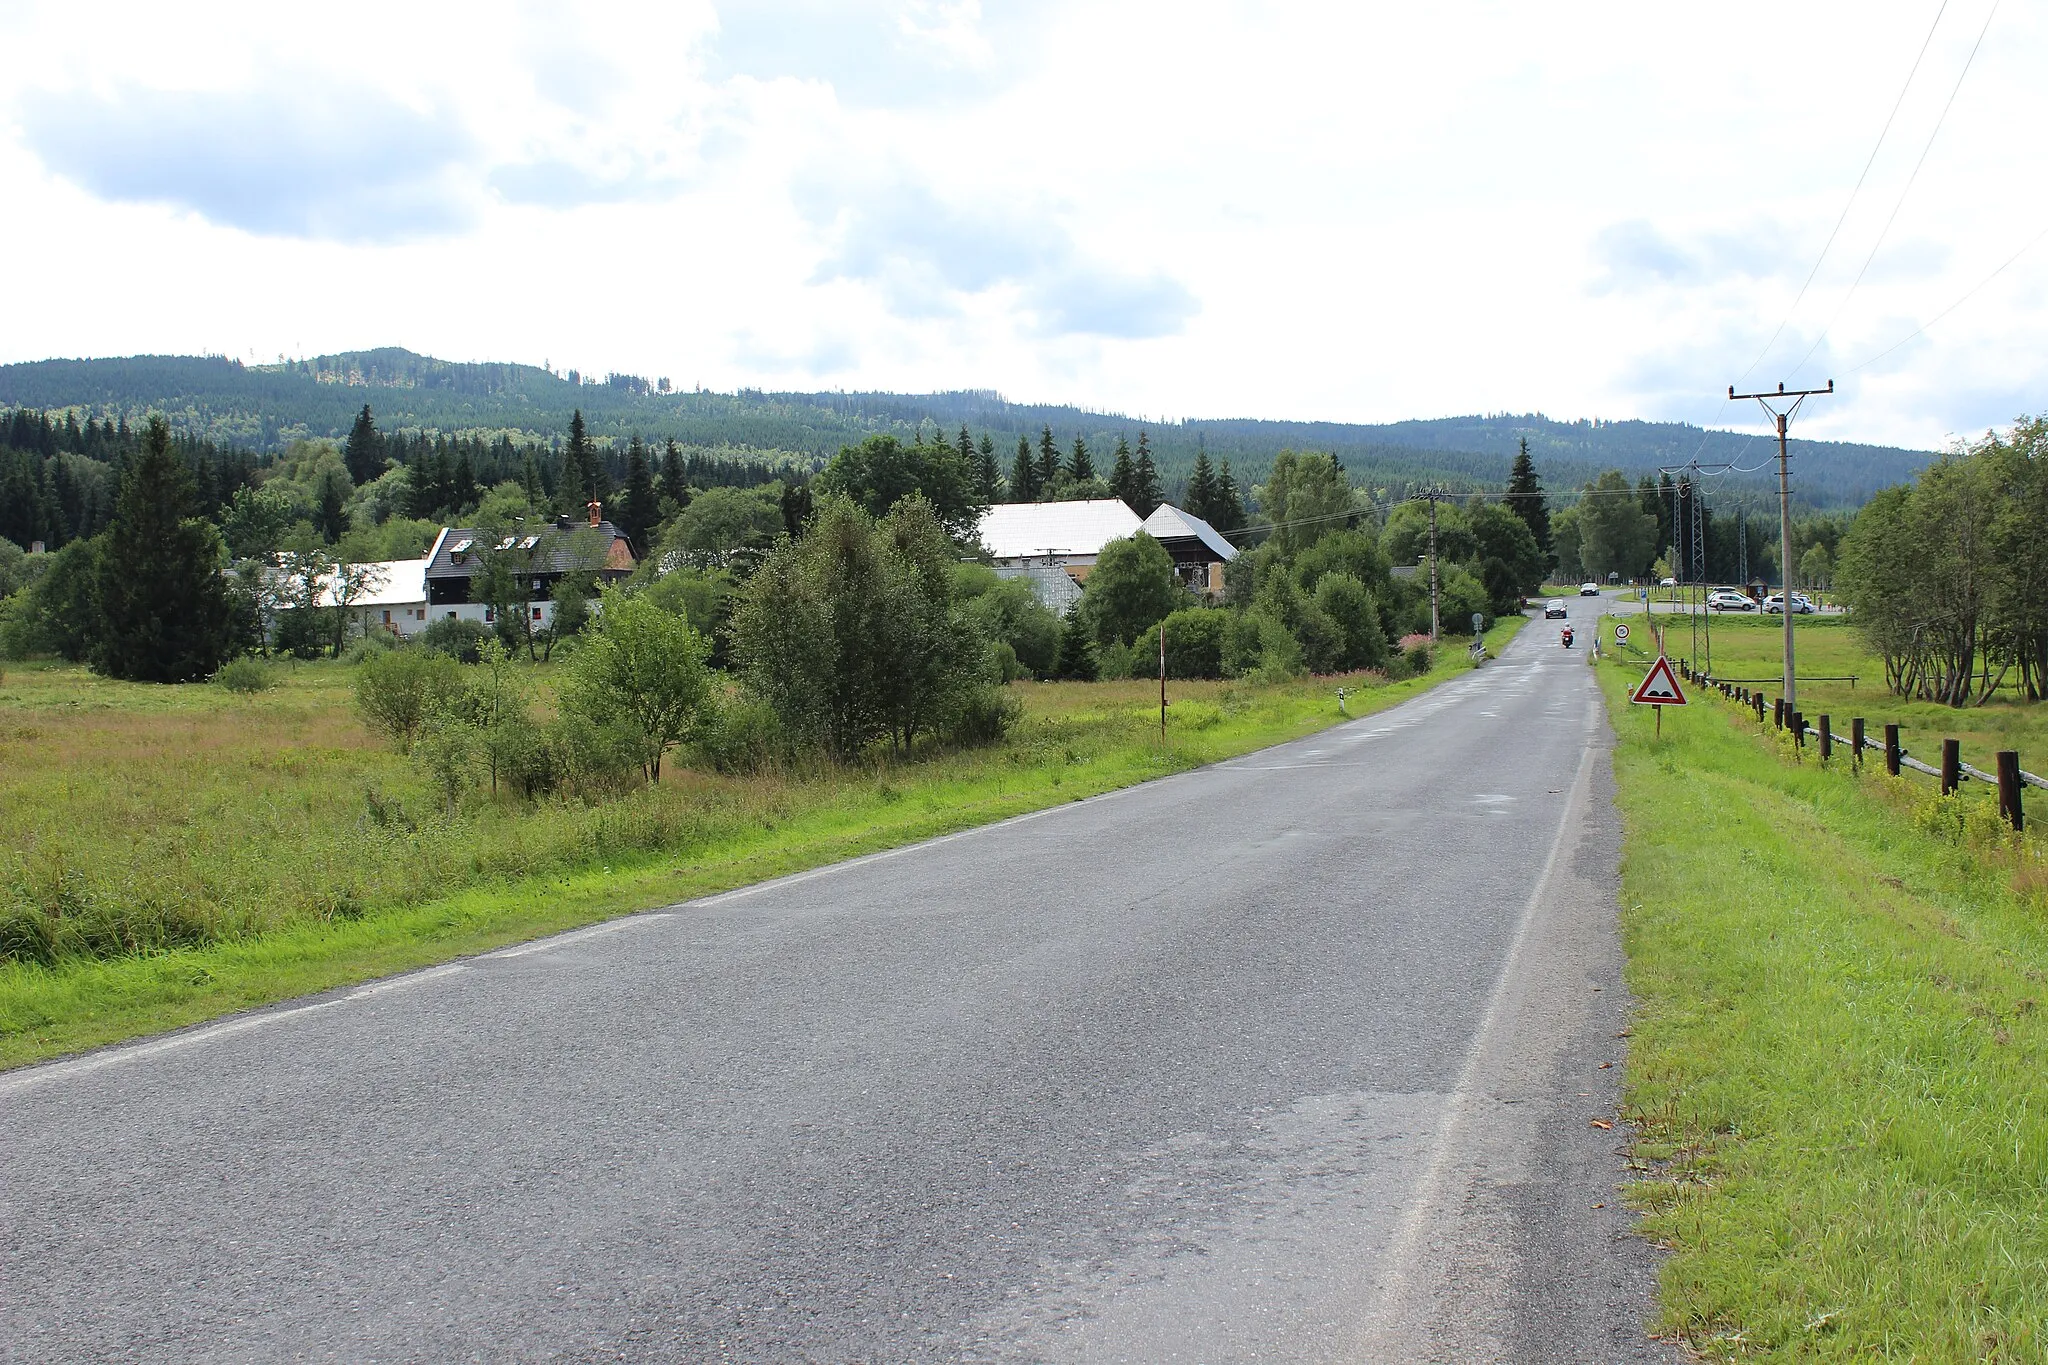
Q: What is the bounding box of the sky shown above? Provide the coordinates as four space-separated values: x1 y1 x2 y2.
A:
0 0 2041 451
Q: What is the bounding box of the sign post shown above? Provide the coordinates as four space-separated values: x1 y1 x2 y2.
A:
1631 654 1688 736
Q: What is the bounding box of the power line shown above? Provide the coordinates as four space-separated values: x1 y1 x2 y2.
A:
1736 0 1953 389
1842 217 2048 374
1790 0 2002 380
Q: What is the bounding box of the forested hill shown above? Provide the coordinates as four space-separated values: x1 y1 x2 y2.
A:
0 348 1931 507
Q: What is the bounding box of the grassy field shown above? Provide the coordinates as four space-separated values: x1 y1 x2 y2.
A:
0 617 1522 1069
1613 611 2048 791
1599 646 2048 1360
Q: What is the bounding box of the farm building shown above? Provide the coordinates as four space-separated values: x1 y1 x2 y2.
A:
975 498 1234 609
424 502 636 630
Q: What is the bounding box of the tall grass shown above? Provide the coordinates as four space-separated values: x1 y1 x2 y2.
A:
1599 650 2048 1360
0 621 1523 1066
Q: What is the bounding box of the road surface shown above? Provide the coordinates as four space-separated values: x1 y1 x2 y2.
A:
2 598 1670 1362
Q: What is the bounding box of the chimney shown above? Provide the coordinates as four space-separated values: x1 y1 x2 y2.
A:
587 499 602 529
555 513 571 531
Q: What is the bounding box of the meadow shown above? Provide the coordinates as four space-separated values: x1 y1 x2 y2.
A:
0 618 1523 1068
1599 643 2048 1360
1615 611 2048 801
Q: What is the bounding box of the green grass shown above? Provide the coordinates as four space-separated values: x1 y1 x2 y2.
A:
1598 648 2048 1360
0 617 1523 1069
1623 611 2048 786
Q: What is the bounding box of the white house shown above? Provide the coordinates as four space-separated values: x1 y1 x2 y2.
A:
975 498 1236 607
976 499 1145 610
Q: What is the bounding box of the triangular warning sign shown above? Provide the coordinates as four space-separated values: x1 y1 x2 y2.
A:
1631 655 1688 706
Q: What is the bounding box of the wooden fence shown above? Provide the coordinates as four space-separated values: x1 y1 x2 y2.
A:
1673 660 2045 833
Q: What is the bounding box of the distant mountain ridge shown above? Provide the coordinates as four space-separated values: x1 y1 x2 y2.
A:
0 348 1932 508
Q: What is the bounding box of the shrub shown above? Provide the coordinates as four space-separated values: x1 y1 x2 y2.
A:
942 684 1023 748
413 713 479 811
1402 640 1434 675
1132 607 1228 680
354 648 464 752
696 695 792 774
213 657 276 693
561 588 713 782
341 631 398 665
420 616 490 663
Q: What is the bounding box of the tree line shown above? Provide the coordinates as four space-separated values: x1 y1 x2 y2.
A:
1836 415 2048 706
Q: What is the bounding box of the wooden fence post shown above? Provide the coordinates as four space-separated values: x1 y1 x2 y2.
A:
1851 718 1865 771
1755 693 1766 724
1941 738 1960 796
1774 698 1784 729
1791 711 1804 753
1885 724 1901 777
1819 714 1832 761
1997 751 2024 831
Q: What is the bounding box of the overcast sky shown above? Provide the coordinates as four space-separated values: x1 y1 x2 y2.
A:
1 0 2041 449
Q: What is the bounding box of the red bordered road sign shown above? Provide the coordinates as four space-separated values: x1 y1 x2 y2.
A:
1631 655 1687 706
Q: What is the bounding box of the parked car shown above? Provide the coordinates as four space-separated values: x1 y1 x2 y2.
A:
1659 577 1677 588
1707 589 1757 612
1579 582 1600 596
1760 594 1817 615
1544 599 1568 619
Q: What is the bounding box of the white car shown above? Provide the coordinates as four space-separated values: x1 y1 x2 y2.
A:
1707 589 1757 612
1579 582 1600 596
1760 593 1816 615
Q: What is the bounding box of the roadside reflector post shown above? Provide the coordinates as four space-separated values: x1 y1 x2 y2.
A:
1852 718 1865 771
1998 751 2024 831
1941 739 1961 796
1819 714 1832 762
1754 693 1766 724
1885 724 1902 777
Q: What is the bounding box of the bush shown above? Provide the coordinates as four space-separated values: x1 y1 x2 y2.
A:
1402 640 1434 675
419 616 490 663
941 684 1023 747
213 657 277 693
354 648 464 752
548 711 650 800
1133 607 1228 680
413 713 479 811
341 631 398 665
695 696 792 774
1222 611 1304 680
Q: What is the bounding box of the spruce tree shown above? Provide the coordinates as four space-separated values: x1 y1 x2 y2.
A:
92 416 233 683
1036 426 1059 496
1010 435 1040 502
1066 435 1094 485
314 468 349 542
620 436 660 554
1211 459 1247 533
1505 436 1550 554
1185 448 1218 522
452 449 478 512
973 434 997 499
658 437 689 508
561 409 595 511
1109 436 1135 507
1132 431 1163 516
1052 604 1099 681
343 404 386 486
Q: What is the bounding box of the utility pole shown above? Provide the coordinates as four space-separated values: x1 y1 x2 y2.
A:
1425 488 1442 642
1728 380 1833 713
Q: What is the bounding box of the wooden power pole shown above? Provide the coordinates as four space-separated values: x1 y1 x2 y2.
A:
1728 380 1832 712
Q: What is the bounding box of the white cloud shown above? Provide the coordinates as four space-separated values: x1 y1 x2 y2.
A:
0 0 2041 450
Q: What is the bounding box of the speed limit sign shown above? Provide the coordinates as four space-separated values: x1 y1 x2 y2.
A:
1614 623 1631 643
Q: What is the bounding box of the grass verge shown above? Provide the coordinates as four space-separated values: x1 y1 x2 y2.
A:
0 617 1523 1069
1598 650 2048 1361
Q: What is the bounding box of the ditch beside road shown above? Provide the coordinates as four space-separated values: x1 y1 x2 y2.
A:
1 600 1669 1362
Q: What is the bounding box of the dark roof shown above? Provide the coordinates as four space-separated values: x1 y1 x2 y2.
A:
426 519 632 579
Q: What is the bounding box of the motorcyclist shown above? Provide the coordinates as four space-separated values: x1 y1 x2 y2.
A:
1561 625 1574 648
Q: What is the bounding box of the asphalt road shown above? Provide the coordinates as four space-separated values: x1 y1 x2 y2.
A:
2 598 1672 1363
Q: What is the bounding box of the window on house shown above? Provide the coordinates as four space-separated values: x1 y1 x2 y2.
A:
382 610 391 624
532 607 543 620
485 608 495 623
